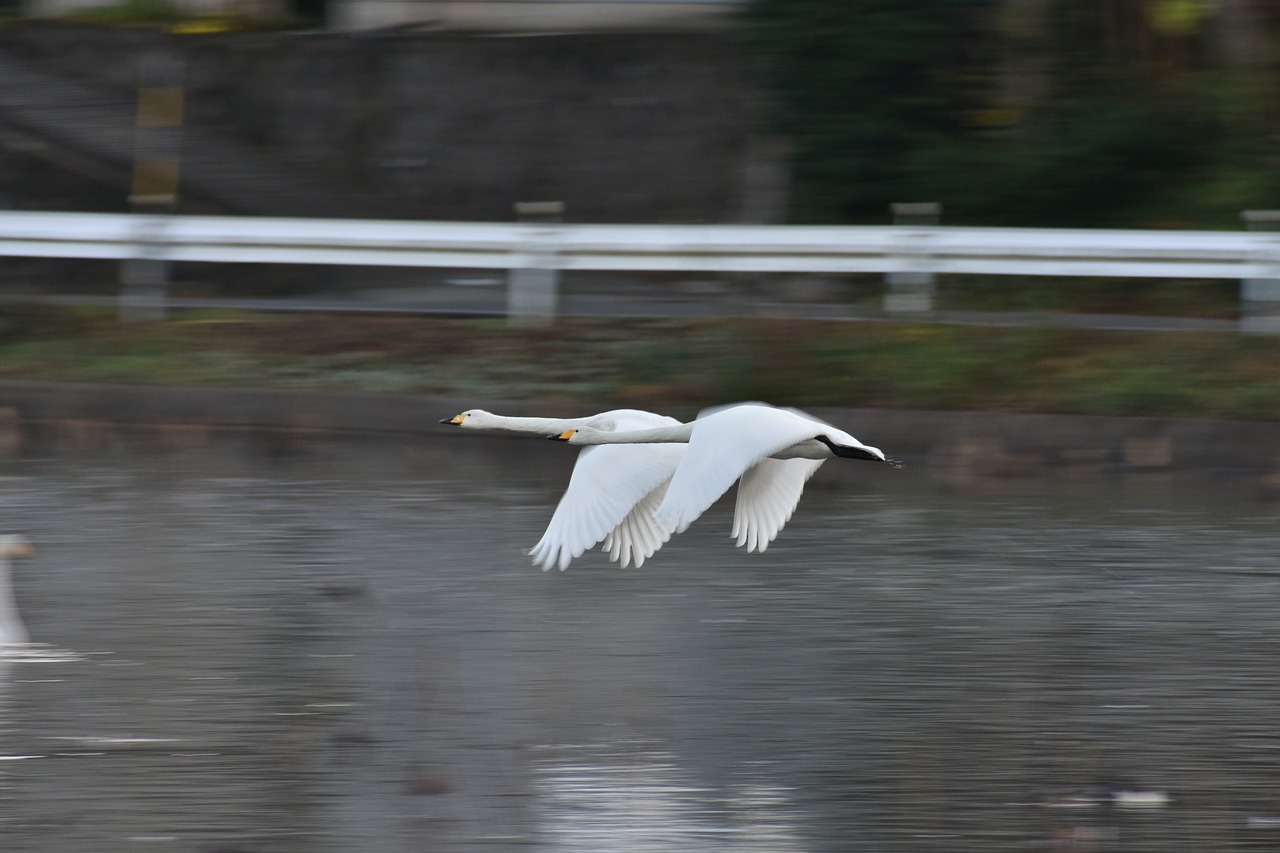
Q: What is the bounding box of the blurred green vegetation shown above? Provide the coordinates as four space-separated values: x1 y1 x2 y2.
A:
53 0 290 30
934 276 1238 317
3 306 1280 420
741 0 1280 227
60 0 184 25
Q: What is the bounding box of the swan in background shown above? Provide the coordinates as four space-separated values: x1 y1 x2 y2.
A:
552 403 900 549
0 535 34 646
441 408 686 569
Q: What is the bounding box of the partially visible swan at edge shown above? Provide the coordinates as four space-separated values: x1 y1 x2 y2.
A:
441 408 685 570
551 403 901 547
0 534 34 646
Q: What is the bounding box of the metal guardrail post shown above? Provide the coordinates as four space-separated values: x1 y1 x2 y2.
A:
884 202 940 313
120 52 184 323
119 215 172 324
1241 210 1280 334
507 201 564 325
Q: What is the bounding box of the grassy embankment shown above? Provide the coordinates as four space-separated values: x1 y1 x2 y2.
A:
3 305 1280 420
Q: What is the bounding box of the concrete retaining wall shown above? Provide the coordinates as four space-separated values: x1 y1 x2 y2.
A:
0 24 779 223
1 381 1277 490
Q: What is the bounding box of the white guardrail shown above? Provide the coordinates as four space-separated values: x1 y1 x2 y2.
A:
1 211 1278 329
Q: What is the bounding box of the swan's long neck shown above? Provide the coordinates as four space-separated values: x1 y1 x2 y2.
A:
482 415 586 434
0 559 28 646
570 423 696 445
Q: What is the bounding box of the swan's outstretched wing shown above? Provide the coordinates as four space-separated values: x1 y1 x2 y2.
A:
695 401 771 420
698 403 824 552
528 444 685 571
601 478 673 568
656 405 827 535
732 457 825 553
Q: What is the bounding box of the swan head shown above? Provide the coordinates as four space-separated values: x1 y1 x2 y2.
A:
0 535 32 559
547 426 639 445
440 409 494 428
548 427 600 444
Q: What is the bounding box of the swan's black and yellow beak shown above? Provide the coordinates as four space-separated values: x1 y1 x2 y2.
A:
548 429 575 442
440 414 465 425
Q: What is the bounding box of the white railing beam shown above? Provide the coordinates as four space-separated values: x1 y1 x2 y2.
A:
0 211 1273 330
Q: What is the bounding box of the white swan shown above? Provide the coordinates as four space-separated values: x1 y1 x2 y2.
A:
551 403 900 548
441 408 686 569
0 535 34 646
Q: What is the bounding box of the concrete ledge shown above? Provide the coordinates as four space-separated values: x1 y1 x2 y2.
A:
327 0 737 33
1 380 1278 484
0 380 484 436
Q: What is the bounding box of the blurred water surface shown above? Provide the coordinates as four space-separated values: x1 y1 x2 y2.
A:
0 439 1278 852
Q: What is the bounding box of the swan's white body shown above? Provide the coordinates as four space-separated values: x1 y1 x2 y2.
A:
0 535 34 646
555 403 898 546
442 408 685 569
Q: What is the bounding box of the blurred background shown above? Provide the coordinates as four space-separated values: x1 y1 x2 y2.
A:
1 1 1280 851
3 0 1279 227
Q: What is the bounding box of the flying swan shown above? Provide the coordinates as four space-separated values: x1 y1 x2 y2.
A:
0 534 34 646
441 408 686 570
551 403 900 548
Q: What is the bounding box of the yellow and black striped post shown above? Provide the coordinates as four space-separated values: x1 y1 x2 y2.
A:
120 52 185 323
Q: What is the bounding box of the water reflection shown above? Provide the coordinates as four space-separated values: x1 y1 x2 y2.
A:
533 742 807 851
0 444 1275 851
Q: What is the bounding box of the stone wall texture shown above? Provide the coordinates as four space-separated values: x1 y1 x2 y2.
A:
0 23 781 223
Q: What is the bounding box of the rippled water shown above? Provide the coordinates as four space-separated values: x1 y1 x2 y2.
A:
0 437 1278 852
